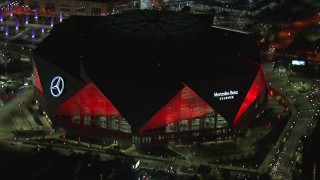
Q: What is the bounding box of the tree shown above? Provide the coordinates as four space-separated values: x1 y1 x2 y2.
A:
315 38 320 50
220 169 231 180
220 11 230 17
197 164 211 177
209 8 216 15
189 174 200 180
275 0 281 3
181 6 191 13
260 173 272 180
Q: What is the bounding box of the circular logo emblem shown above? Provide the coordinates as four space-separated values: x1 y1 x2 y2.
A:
50 76 64 97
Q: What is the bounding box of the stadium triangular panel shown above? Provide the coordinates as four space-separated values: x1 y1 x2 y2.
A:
233 68 267 126
140 86 214 132
56 82 121 117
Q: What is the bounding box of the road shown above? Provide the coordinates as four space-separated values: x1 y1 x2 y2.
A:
259 62 316 179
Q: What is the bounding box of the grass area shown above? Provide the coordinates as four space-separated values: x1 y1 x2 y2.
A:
219 153 269 168
260 111 290 146
248 107 274 128
139 147 180 158
193 96 291 167
235 113 291 166
191 142 243 158
218 112 289 167
191 100 281 160
13 129 47 137
66 134 114 146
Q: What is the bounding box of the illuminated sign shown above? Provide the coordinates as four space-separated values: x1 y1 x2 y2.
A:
214 90 238 100
50 76 64 97
292 60 306 66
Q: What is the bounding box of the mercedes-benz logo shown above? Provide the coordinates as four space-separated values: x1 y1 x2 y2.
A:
50 76 64 97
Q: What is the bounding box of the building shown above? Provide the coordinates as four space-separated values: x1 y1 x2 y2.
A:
33 10 268 147
22 0 109 17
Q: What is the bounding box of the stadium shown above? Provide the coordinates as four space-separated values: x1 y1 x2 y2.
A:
33 10 268 146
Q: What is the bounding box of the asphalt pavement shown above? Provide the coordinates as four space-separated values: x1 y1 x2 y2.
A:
259 62 316 179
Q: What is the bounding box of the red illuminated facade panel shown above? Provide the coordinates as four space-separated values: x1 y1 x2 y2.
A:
140 86 215 132
55 82 121 117
33 63 43 94
233 68 267 127
54 82 133 133
33 63 45 104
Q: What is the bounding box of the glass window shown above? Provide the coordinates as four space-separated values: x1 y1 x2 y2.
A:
61 4 70 15
76 6 86 15
45 3 55 13
191 118 200 130
72 115 81 124
108 116 119 130
120 116 131 133
166 122 178 133
216 114 228 128
180 120 190 131
30 1 40 10
83 115 93 125
204 116 215 129
91 8 101 16
96 116 106 128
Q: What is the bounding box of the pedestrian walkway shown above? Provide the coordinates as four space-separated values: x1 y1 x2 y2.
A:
123 146 136 153
30 105 51 129
22 108 39 129
13 110 32 130
167 145 189 161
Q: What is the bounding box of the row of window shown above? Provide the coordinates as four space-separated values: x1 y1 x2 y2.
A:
133 128 233 144
58 115 131 133
29 2 102 16
56 112 230 135
165 114 229 133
